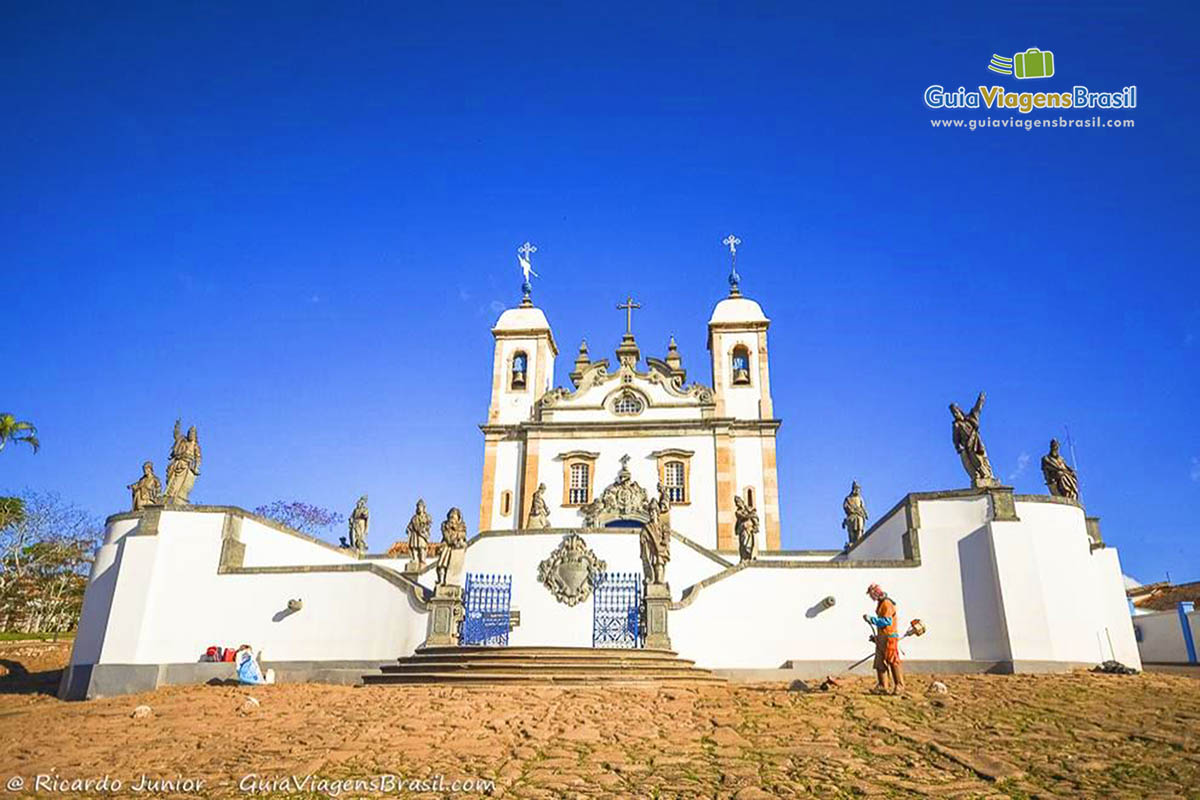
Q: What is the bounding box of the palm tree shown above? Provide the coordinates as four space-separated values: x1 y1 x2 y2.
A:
0 414 39 454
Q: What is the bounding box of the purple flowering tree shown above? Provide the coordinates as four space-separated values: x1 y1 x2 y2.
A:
253 501 345 538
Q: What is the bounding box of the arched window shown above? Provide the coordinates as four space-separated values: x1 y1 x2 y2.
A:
664 461 686 503
745 486 755 507
568 462 591 505
731 346 751 386
511 351 528 389
500 490 513 517
612 392 644 415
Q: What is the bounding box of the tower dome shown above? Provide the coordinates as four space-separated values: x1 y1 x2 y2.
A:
708 295 769 327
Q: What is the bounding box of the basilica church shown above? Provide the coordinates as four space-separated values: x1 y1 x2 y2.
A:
480 268 780 555
60 241 1142 698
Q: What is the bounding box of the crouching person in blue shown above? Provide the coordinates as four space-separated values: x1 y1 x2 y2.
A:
234 644 276 685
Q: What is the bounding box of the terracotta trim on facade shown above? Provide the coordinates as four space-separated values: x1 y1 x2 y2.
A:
714 427 737 551
760 434 781 550
519 438 541 528
478 435 499 532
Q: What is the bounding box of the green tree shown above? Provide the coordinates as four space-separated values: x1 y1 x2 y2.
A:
0 496 24 530
0 491 101 633
0 414 40 454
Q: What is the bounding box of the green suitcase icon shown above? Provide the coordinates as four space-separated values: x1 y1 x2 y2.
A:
1014 48 1054 79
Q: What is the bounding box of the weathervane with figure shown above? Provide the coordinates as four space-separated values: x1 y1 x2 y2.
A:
518 241 538 305
722 234 742 296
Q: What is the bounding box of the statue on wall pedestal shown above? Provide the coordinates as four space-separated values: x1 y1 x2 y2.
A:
842 481 868 546
128 461 162 511
435 507 468 587
1041 438 1079 502
734 494 759 562
527 483 551 529
348 495 369 556
949 392 999 488
406 498 432 568
640 500 671 585
163 419 202 505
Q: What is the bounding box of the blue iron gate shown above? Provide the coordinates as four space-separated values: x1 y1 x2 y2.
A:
592 572 643 648
462 573 512 646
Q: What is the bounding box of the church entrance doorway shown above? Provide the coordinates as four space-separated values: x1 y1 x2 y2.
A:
462 573 512 646
592 572 643 649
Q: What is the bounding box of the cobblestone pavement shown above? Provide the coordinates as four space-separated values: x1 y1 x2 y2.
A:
1 644 1198 798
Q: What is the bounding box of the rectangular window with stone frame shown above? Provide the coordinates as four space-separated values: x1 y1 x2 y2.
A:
559 451 599 507
568 463 590 505
652 449 693 506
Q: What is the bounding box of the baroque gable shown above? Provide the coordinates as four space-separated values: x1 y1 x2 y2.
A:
536 358 714 423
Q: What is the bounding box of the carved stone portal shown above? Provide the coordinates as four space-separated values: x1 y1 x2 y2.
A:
581 455 650 527
537 533 607 606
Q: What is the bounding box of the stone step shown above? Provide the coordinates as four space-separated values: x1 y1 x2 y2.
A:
363 670 724 685
379 661 706 675
392 653 697 668
415 646 681 659
364 645 724 686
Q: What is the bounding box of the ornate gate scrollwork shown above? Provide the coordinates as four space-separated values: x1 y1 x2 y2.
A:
592 572 642 649
461 573 511 646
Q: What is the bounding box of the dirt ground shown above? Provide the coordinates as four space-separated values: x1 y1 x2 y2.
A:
1 641 1198 799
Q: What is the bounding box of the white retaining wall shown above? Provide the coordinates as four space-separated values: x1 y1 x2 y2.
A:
66 489 1139 698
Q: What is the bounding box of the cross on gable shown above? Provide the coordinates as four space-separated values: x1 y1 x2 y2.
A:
616 295 642 336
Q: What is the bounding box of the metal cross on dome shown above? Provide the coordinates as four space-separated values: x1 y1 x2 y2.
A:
722 234 743 296
517 241 539 301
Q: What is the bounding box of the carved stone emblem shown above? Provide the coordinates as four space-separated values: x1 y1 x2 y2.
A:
537 533 607 606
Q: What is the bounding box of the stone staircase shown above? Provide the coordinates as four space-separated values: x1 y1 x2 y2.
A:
362 646 725 686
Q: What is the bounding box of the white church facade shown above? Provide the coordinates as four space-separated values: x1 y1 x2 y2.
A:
480 287 780 554
60 248 1141 699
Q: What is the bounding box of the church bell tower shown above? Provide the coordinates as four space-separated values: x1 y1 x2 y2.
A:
479 243 558 532
706 235 781 551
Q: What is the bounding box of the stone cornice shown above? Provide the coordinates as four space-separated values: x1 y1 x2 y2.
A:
707 320 770 332
479 418 783 437
492 327 559 356
105 505 350 556
553 450 601 461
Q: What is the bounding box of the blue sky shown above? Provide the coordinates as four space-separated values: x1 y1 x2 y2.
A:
2 2 1196 583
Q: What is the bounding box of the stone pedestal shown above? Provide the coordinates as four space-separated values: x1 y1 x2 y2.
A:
643 582 671 650
985 486 1019 521
442 547 467 587
403 559 422 575
426 584 464 647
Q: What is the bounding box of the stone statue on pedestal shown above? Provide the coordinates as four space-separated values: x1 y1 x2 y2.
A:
128 461 162 511
527 483 551 529
640 500 671 585
950 392 998 488
348 495 369 556
406 498 432 568
734 494 759 562
842 481 868 545
163 419 201 505
436 507 468 587
1041 439 1079 502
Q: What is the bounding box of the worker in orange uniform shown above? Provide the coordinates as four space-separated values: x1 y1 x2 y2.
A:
864 583 905 695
